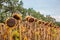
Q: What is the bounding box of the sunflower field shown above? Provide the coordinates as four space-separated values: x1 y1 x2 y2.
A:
0 13 60 40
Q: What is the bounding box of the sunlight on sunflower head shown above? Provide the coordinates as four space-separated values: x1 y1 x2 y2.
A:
5 18 17 28
24 16 31 21
12 13 22 21
37 20 42 24
28 17 34 22
25 16 34 22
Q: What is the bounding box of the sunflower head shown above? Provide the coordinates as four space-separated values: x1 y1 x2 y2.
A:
41 21 45 24
12 13 22 21
44 22 49 26
37 20 42 24
5 18 17 28
25 16 34 22
28 17 34 22
24 16 31 21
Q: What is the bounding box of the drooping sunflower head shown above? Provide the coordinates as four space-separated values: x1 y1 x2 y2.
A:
41 21 45 24
12 13 22 21
25 16 34 22
5 18 17 28
37 20 42 24
24 16 31 21
44 22 49 26
28 17 34 22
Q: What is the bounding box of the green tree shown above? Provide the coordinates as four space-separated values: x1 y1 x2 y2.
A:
0 0 24 22
55 22 60 26
45 15 56 22
20 0 23 6
27 8 33 16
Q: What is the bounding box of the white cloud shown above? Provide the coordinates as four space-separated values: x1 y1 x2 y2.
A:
36 10 60 22
51 16 60 22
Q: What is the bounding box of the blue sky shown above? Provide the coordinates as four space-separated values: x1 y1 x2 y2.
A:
22 0 60 22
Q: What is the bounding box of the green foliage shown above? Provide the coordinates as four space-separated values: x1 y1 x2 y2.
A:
55 22 60 26
0 0 24 22
45 15 56 22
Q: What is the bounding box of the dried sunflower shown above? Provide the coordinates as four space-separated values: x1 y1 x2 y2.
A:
28 17 34 22
5 18 17 29
12 13 22 21
37 20 42 24
44 22 48 26
24 16 31 21
25 16 34 22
